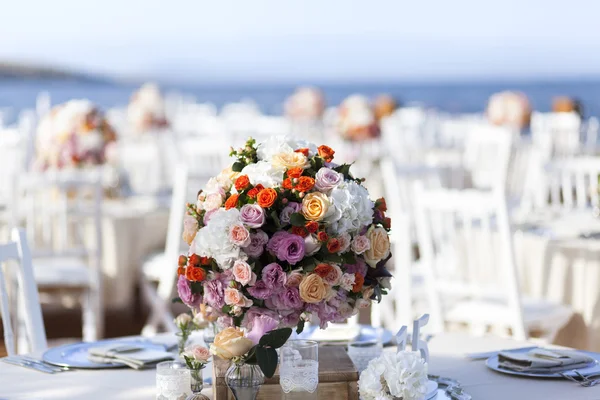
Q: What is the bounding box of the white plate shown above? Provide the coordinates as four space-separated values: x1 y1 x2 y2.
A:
298 324 393 344
43 339 167 369
425 380 439 399
486 348 600 378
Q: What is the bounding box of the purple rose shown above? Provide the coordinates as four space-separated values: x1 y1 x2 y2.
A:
281 310 302 327
344 258 368 276
242 307 279 330
314 167 343 192
261 263 287 290
246 314 279 344
203 279 225 309
279 202 302 226
239 204 266 228
307 301 338 329
177 275 202 308
247 280 273 300
267 231 305 265
243 230 269 259
280 287 304 309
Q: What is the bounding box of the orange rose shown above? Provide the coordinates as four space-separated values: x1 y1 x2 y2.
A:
225 194 239 210
291 226 309 238
256 188 277 208
327 238 341 253
235 175 250 192
305 221 319 233
189 254 201 266
200 256 212 266
314 263 334 279
177 266 185 276
186 266 207 282
317 231 329 242
352 273 365 293
282 178 293 190
287 167 303 179
178 255 188 266
376 197 387 212
295 148 309 157
295 176 315 192
318 145 335 162
247 187 259 198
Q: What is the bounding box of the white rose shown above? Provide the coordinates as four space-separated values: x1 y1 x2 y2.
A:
241 160 285 188
351 235 371 255
304 234 322 256
174 313 192 328
339 273 356 292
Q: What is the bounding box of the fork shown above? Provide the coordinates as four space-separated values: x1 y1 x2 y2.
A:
17 356 69 372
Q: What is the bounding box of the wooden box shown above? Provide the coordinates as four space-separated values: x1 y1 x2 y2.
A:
213 346 359 400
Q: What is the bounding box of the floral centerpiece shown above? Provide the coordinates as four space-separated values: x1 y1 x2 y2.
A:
486 91 531 129
284 87 326 121
34 99 117 170
176 135 392 334
336 95 381 141
127 83 169 133
182 345 212 395
359 351 428 400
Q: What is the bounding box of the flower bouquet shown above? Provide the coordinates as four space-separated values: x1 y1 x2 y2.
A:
35 99 117 170
336 95 381 141
284 87 326 121
127 83 169 133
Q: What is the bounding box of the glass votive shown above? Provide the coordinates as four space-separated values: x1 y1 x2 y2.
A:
279 340 319 399
156 361 192 400
347 340 383 373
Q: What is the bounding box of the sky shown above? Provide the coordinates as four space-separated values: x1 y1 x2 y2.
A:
1 0 600 83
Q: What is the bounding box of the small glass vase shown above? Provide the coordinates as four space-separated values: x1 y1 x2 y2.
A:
225 362 265 400
176 332 190 355
185 368 209 400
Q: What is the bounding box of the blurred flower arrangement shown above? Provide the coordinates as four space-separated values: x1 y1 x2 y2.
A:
486 91 531 129
336 95 381 141
284 87 326 121
34 99 117 169
127 83 169 133
359 351 428 400
175 136 393 339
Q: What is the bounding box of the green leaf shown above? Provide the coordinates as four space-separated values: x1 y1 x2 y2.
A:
290 213 307 227
296 320 305 335
171 296 183 304
270 210 281 229
259 327 292 348
190 281 204 293
321 253 343 264
221 305 232 314
298 256 317 272
232 161 245 172
256 346 278 378
341 252 356 265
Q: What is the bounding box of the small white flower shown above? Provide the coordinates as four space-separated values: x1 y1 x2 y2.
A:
174 313 192 328
339 273 356 292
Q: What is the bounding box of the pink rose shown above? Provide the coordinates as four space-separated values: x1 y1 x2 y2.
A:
232 260 257 286
184 345 211 362
339 273 356 291
350 235 370 255
224 288 253 307
229 223 251 246
338 233 351 254
239 204 266 228
203 192 224 211
286 270 304 287
321 264 343 286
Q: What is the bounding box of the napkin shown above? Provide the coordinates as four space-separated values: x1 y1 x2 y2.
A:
88 344 174 370
498 348 595 373
309 323 361 342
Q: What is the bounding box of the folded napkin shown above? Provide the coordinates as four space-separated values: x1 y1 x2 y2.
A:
498 348 594 373
88 344 174 370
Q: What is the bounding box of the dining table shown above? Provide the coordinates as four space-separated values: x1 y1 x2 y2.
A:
1 332 599 399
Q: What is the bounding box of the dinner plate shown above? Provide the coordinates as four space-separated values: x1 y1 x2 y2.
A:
485 348 600 378
297 324 393 345
42 338 167 369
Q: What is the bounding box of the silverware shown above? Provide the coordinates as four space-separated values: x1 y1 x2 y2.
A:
465 346 538 360
2 356 58 374
20 355 70 372
564 371 600 387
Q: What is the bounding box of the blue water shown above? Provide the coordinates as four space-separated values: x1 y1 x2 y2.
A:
1 78 600 121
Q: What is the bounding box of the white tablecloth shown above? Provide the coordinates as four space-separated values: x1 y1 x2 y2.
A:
1 333 597 399
515 211 600 351
97 197 169 309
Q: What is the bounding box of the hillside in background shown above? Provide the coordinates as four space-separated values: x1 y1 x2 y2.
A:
0 61 110 83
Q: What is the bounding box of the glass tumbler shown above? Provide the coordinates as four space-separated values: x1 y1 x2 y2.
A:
347 340 383 373
279 340 319 400
156 361 192 400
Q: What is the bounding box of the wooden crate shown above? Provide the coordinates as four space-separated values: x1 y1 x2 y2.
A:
213 346 359 400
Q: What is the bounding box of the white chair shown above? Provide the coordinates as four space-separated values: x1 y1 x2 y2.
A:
413 184 572 341
543 157 600 211
15 170 104 342
0 228 47 356
141 163 222 336
531 112 582 158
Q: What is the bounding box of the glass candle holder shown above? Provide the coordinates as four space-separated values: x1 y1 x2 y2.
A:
156 361 192 400
347 340 383 373
279 340 319 398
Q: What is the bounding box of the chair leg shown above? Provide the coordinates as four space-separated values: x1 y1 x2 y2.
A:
82 288 103 342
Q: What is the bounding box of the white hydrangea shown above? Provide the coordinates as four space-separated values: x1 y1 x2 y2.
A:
256 136 318 161
241 160 286 188
359 351 428 400
194 208 247 269
326 181 374 234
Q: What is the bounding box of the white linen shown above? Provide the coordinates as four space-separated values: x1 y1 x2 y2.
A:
0 333 598 399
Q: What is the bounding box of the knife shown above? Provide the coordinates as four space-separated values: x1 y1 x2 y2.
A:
2 357 57 374
465 346 538 360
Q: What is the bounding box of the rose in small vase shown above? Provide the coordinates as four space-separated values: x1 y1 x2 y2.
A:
175 313 196 354
182 345 211 395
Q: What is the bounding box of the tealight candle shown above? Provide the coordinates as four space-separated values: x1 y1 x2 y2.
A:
156 361 192 400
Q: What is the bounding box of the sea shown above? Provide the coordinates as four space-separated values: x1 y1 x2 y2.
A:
1 78 600 122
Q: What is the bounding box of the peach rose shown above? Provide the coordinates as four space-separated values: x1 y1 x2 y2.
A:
182 215 199 245
299 274 330 303
210 327 254 359
301 192 330 221
232 260 256 286
272 152 310 169
364 226 391 268
203 192 224 212
224 288 253 307
183 345 211 362
229 224 251 247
